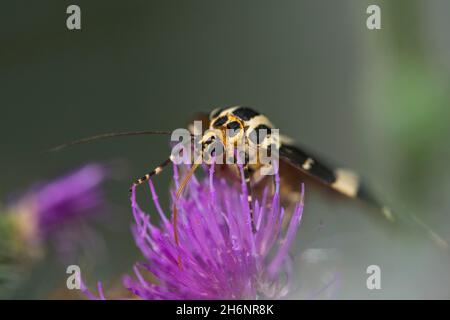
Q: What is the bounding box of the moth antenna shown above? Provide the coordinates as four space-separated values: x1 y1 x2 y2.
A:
47 130 173 152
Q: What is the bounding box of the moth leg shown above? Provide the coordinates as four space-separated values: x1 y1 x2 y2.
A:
129 157 172 192
242 164 257 233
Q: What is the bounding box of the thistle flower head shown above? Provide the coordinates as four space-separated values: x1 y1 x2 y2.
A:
122 163 304 300
3 164 106 259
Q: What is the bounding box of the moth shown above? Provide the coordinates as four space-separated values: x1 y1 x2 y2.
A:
178 106 395 230
52 105 447 249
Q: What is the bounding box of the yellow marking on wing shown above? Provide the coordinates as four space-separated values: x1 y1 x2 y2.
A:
302 158 314 170
332 169 359 198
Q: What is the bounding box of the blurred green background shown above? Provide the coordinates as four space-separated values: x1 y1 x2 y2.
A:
1 0 450 299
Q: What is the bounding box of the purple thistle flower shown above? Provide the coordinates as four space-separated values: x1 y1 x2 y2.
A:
4 164 106 259
120 163 304 300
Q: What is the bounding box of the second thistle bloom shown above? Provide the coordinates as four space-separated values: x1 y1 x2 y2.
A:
123 164 304 300
2 164 106 260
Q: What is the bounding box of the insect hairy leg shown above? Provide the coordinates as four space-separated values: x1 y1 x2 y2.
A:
129 156 174 192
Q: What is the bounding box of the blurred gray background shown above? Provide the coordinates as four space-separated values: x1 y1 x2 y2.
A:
1 0 450 299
